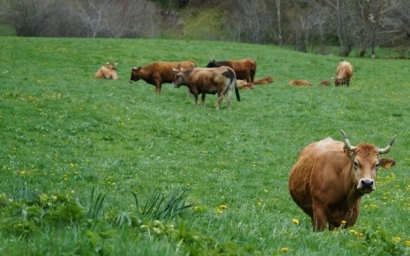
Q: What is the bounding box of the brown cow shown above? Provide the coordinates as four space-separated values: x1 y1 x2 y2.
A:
334 61 354 87
130 60 197 95
289 130 396 231
95 62 119 80
288 80 311 86
206 57 257 83
172 67 240 110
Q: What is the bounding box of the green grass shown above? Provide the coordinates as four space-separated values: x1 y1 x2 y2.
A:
1 37 410 255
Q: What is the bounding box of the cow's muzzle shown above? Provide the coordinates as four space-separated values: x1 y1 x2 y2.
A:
357 179 375 193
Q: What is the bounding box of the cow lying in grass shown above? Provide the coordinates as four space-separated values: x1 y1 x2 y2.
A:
130 60 197 95
172 67 240 110
95 62 118 80
288 80 311 86
253 76 274 85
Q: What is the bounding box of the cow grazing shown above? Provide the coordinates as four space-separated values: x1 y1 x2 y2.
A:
253 76 274 85
130 61 197 95
288 80 311 86
172 67 240 110
334 61 354 87
95 62 119 80
318 80 331 86
206 57 257 83
288 130 396 231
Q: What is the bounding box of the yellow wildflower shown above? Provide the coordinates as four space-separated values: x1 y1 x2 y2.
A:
280 247 289 253
393 237 401 243
292 218 299 225
219 204 228 210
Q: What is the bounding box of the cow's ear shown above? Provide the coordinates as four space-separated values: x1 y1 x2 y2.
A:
379 158 396 169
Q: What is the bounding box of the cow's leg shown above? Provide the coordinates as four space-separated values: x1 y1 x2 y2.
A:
156 84 161 95
193 94 199 106
201 94 206 107
216 93 223 110
226 90 232 110
312 207 327 231
344 200 360 228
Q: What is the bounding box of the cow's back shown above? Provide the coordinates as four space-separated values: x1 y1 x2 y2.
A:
289 137 345 217
336 61 353 78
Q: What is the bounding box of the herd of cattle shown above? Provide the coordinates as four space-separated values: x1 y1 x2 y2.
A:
94 59 398 232
94 58 354 110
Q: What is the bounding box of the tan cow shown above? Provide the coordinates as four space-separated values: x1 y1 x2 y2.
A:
288 130 396 231
172 66 240 110
253 76 274 85
237 79 255 90
334 61 354 86
288 80 311 86
95 62 119 80
130 60 197 95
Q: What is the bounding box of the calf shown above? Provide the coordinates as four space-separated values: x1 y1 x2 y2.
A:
130 60 197 95
172 67 240 110
95 62 118 80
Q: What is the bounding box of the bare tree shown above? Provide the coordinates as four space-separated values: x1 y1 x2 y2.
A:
276 0 283 46
223 0 273 44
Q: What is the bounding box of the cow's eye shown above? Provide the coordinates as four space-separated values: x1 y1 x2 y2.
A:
353 161 359 170
375 163 380 170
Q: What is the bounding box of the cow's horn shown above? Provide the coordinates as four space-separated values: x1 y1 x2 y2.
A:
378 135 397 154
341 130 356 151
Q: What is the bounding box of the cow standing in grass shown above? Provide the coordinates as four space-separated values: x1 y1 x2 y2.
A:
334 61 354 87
172 67 240 110
206 57 257 83
95 62 119 80
289 130 396 231
130 60 197 95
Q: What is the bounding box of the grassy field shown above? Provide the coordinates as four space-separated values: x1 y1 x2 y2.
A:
0 37 409 255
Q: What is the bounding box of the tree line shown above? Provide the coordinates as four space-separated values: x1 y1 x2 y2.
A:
1 0 409 57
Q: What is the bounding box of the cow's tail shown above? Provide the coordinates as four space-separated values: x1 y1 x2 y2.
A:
234 80 240 102
222 69 240 102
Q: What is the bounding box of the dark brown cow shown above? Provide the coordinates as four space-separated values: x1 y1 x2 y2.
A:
334 61 354 87
289 130 396 231
206 57 257 83
130 60 197 95
288 80 311 86
172 67 240 110
95 62 119 80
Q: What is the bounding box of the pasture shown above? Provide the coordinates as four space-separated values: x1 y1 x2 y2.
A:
0 37 409 255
